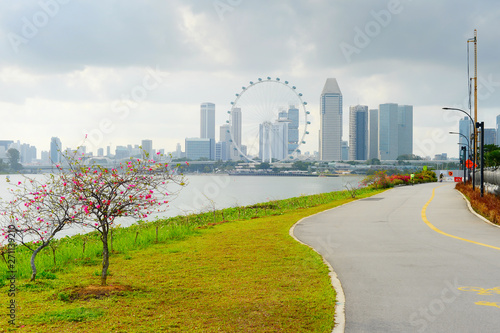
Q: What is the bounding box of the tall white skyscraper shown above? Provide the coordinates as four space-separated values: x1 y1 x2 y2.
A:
219 124 231 161
200 103 215 140
320 78 343 161
230 107 242 160
368 109 379 160
349 105 368 160
378 103 398 160
397 105 413 157
259 120 289 162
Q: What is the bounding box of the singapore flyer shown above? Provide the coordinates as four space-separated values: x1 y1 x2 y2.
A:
227 77 310 162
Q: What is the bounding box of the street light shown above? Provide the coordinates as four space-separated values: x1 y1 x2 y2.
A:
449 131 469 183
443 107 476 189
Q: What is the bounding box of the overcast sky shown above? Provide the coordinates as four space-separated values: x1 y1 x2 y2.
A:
1 0 499 158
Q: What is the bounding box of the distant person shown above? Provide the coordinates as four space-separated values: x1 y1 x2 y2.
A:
439 173 444 182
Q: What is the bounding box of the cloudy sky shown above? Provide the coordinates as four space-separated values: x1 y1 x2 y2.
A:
0 0 499 158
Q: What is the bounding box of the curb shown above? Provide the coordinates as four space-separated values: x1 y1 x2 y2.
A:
455 189 500 229
289 208 346 333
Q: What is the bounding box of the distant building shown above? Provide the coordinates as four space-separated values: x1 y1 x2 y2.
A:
341 141 348 161
141 139 153 158
378 103 399 160
200 103 216 140
230 107 242 160
434 153 448 161
219 124 231 161
185 138 214 160
50 137 62 164
259 120 289 162
368 109 379 160
349 105 368 160
215 141 228 161
484 128 496 145
115 146 129 159
320 78 343 161
97 148 104 157
398 105 413 156
287 106 299 154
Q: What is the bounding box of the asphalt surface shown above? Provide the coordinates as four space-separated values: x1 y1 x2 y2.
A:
294 182 500 333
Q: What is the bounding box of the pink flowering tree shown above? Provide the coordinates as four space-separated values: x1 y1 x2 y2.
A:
1 175 85 281
60 151 185 286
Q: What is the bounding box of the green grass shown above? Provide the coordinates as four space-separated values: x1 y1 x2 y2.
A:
0 187 385 332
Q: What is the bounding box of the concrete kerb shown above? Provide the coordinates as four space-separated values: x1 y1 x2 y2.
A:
455 189 500 229
289 208 347 333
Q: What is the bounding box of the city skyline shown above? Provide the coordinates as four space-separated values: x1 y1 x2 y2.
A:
0 2 499 158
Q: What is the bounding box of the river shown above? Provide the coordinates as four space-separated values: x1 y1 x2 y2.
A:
1 174 364 237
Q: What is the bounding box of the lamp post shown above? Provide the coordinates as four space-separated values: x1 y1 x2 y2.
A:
449 131 470 183
443 107 476 189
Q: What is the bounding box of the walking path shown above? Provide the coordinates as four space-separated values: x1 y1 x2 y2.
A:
294 183 500 332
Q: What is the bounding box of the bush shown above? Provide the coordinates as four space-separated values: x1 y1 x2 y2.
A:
392 179 404 186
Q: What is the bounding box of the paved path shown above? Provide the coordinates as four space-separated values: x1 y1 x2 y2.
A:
294 183 500 332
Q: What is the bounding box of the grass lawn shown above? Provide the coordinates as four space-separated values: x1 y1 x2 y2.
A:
1 189 383 332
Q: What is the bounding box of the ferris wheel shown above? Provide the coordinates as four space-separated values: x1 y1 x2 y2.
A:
226 77 311 162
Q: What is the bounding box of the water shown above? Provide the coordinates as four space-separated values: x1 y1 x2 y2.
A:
1 174 364 238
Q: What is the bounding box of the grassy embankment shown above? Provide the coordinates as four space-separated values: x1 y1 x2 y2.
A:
1 187 384 332
456 182 500 224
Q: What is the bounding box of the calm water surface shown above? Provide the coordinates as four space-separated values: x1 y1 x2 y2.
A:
1 174 363 237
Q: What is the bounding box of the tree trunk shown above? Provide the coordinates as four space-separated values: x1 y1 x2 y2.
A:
101 231 109 286
155 225 158 243
30 244 47 282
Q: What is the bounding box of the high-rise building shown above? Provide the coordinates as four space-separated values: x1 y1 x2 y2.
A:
230 107 242 160
287 106 299 155
368 109 379 160
259 120 289 162
341 141 349 161
50 137 62 164
397 105 413 157
219 124 231 161
459 117 472 159
349 105 368 160
97 148 104 156
320 78 343 161
484 128 496 145
201 103 216 139
141 139 153 158
378 103 399 160
185 138 213 160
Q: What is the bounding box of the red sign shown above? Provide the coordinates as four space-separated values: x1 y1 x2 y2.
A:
454 177 463 182
465 159 476 169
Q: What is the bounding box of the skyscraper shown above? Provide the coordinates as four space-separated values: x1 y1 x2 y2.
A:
219 124 231 161
230 107 242 160
50 137 62 164
259 120 289 162
368 109 379 160
200 103 216 140
348 105 368 160
378 103 398 160
287 106 299 154
397 105 413 157
141 139 153 158
484 128 496 145
320 78 343 161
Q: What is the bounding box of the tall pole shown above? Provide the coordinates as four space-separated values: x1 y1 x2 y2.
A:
474 29 478 166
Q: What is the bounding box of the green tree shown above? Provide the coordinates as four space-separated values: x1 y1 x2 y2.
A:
292 161 311 171
256 162 271 170
7 148 22 171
